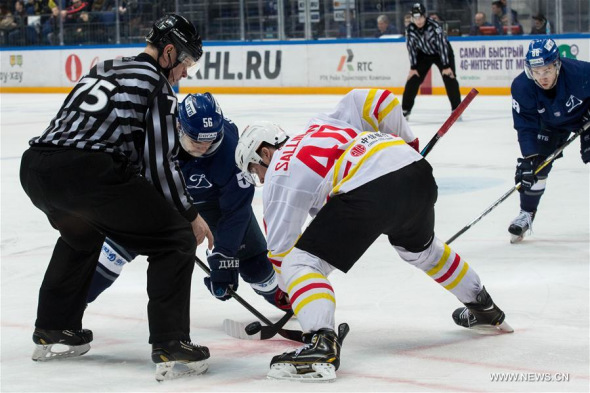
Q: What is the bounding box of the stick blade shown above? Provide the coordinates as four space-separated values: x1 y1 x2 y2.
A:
222 319 261 340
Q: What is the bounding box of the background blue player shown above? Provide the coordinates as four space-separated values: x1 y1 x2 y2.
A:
87 93 290 310
509 38 590 243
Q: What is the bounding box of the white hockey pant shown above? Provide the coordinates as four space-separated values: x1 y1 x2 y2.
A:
395 237 482 304
280 247 336 332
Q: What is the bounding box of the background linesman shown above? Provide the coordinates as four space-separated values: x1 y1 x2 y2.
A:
402 2 461 120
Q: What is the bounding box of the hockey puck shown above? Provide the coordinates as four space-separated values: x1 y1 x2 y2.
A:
245 321 262 335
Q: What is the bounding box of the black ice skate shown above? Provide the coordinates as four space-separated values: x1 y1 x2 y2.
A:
452 287 513 333
32 328 93 361
151 340 210 381
267 323 350 382
508 210 535 243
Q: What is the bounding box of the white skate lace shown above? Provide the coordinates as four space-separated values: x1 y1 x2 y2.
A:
180 340 202 349
460 308 476 326
293 343 312 357
513 210 534 234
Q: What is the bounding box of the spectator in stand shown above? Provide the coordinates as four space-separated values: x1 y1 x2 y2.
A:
0 4 16 44
469 11 493 35
24 0 35 14
375 14 398 37
62 0 88 43
500 12 522 34
71 10 100 44
530 13 551 35
32 0 53 16
42 5 61 45
492 0 519 35
337 9 359 38
491 1 504 34
500 0 518 23
63 0 88 24
8 0 38 45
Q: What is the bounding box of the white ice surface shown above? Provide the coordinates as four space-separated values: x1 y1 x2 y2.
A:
1 93 588 392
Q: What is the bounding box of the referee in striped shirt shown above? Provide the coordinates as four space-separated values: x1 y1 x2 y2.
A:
20 14 214 368
402 3 461 120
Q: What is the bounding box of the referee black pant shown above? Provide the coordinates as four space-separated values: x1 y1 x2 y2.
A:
20 147 197 344
402 48 461 114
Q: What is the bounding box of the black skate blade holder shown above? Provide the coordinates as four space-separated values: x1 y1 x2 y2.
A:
195 256 304 342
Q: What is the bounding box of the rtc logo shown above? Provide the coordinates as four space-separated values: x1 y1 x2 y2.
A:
350 144 366 157
65 54 82 82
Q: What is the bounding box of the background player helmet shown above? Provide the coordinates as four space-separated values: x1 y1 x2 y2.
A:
146 13 202 76
178 93 224 157
411 3 426 17
524 38 561 85
235 121 289 181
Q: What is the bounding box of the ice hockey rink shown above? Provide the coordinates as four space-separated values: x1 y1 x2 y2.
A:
1 92 588 392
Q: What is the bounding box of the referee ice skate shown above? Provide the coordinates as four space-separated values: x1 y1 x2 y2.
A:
402 2 461 120
20 13 213 381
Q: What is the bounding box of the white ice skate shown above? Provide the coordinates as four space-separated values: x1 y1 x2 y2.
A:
267 363 336 382
31 328 93 361
32 342 91 361
155 360 209 382
151 340 210 382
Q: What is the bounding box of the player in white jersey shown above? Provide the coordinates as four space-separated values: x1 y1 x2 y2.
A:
235 89 513 382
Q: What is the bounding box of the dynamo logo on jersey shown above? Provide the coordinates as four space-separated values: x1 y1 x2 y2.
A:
565 95 583 113
236 172 251 189
188 174 212 189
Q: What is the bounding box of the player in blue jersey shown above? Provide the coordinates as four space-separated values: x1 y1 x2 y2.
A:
509 38 590 243
87 93 290 310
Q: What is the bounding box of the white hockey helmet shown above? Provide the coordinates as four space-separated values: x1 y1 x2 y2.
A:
235 121 289 174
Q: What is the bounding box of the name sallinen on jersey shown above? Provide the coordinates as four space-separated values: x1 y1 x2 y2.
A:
194 50 281 80
275 133 305 172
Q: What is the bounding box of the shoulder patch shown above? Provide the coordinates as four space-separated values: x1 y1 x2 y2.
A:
512 98 520 113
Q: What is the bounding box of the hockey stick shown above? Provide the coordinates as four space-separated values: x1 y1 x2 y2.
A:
420 88 479 157
445 120 590 245
194 256 303 342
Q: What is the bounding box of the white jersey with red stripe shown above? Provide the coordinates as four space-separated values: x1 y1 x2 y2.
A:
320 88 416 142
264 90 423 278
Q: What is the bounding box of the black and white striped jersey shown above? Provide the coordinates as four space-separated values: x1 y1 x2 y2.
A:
30 53 196 221
405 19 451 69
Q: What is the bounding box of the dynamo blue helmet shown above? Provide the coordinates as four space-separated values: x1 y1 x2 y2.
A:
524 38 561 85
178 93 224 157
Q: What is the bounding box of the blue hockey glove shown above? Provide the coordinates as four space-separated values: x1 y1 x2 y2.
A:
581 129 590 164
204 251 239 301
515 155 541 191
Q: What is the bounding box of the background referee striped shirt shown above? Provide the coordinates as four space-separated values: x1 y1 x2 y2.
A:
30 53 196 220
406 19 451 69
